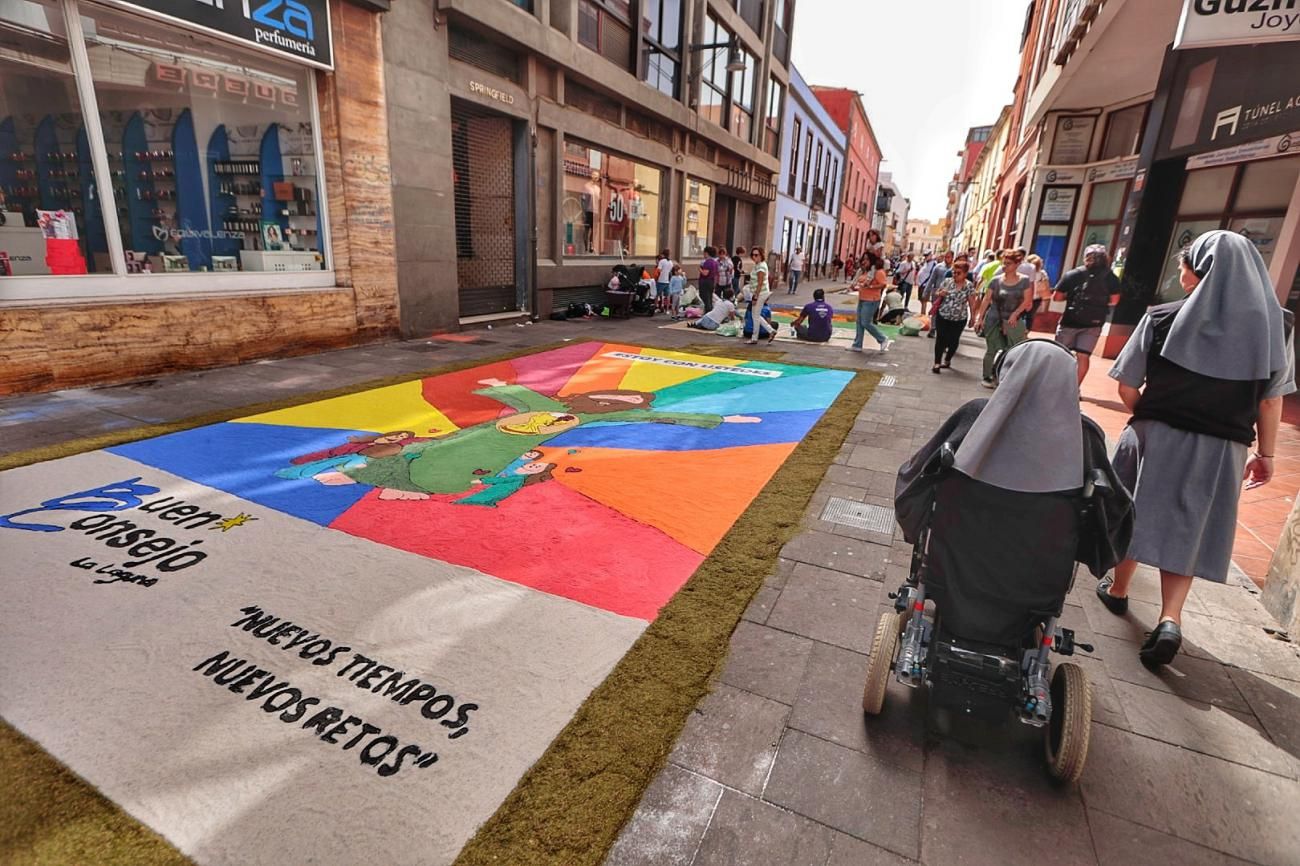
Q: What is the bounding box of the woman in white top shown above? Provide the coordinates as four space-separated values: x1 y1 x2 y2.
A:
747 246 775 344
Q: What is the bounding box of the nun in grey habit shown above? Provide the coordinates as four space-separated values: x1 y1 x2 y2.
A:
1100 230 1295 666
896 340 1133 585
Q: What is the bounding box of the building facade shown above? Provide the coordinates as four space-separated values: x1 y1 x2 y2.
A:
905 218 944 256
0 0 398 394
771 66 844 279
1014 0 1300 357
877 172 908 257
812 87 881 262
383 0 792 334
960 106 1011 258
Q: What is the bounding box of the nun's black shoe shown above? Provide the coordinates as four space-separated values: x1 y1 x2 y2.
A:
1139 620 1183 667
1095 576 1128 615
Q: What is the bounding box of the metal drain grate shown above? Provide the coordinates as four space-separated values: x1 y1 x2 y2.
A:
820 497 896 533
880 375 897 387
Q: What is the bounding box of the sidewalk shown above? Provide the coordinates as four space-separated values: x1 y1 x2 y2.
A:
605 319 1300 866
3 316 1299 865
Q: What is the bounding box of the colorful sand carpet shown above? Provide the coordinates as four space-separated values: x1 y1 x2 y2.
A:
0 342 858 866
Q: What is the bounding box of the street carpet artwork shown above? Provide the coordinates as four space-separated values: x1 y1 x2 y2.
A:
0 342 853 866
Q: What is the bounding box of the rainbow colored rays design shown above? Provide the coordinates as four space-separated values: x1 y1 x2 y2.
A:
110 343 853 619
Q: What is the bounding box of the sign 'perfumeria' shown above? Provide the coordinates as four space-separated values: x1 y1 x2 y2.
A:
106 0 334 68
1175 0 1300 50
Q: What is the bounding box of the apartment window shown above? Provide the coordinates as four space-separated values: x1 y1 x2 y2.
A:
578 0 633 70
698 15 729 128
780 217 792 254
734 0 763 33
813 142 823 203
828 157 839 212
641 0 681 98
1099 103 1148 161
786 117 801 196
764 78 783 155
729 48 756 143
800 130 812 200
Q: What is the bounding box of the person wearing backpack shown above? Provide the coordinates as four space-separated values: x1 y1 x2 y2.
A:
1054 244 1122 384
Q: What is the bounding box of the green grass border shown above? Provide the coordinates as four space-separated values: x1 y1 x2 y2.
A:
0 340 877 865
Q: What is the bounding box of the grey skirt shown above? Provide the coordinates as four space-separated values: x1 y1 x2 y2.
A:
1112 419 1248 583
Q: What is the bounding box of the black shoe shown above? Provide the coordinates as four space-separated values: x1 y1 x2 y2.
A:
1095 576 1128 615
931 365 941 374
1139 620 1183 667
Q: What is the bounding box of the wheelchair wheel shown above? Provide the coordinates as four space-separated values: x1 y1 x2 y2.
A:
862 610 903 715
1044 662 1092 784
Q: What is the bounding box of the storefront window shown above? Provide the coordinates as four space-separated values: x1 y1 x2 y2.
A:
1235 158 1300 212
0 0 109 276
1156 156 1300 302
680 177 712 258
79 2 324 275
561 140 661 257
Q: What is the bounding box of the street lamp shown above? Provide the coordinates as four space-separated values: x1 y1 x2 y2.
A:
690 34 745 72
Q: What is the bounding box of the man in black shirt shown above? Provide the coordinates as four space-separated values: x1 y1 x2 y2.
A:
1053 244 1121 384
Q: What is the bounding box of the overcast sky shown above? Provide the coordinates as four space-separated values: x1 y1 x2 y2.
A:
790 0 1030 221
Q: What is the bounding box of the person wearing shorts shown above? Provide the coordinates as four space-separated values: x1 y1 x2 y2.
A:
1056 325 1102 357
1053 244 1121 383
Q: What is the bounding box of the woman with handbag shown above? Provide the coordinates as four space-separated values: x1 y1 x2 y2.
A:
847 251 892 353
1096 231 1295 666
972 249 1033 388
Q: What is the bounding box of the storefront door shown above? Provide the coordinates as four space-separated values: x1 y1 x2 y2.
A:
451 100 519 317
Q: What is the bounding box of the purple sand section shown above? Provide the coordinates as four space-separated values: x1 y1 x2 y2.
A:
510 341 604 396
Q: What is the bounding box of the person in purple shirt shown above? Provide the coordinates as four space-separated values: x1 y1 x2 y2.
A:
791 288 835 343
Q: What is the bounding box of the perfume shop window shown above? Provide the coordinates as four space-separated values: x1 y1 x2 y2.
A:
76 2 325 275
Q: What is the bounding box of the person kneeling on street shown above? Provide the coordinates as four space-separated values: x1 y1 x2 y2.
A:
688 288 737 331
790 288 835 342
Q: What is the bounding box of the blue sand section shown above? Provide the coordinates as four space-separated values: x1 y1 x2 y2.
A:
547 408 829 452
652 359 824 407
655 368 855 416
172 109 211 270
109 422 377 527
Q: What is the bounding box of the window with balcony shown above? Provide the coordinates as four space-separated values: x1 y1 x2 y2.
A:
786 117 800 196
578 0 633 71
764 78 783 155
641 0 681 98
800 130 812 200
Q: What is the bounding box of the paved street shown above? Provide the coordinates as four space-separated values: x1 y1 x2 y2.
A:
3 307 1300 866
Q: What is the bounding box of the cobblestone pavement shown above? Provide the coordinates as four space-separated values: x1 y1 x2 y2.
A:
3 310 1299 866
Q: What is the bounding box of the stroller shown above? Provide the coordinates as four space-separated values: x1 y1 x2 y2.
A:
611 264 657 317
863 341 1132 784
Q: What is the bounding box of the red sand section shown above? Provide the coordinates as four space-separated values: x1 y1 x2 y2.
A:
1076 349 1300 585
331 482 704 621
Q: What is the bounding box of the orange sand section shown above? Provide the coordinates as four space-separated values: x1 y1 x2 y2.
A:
550 443 794 555
556 343 643 396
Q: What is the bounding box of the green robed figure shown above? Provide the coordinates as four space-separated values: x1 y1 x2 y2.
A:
332 379 760 500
